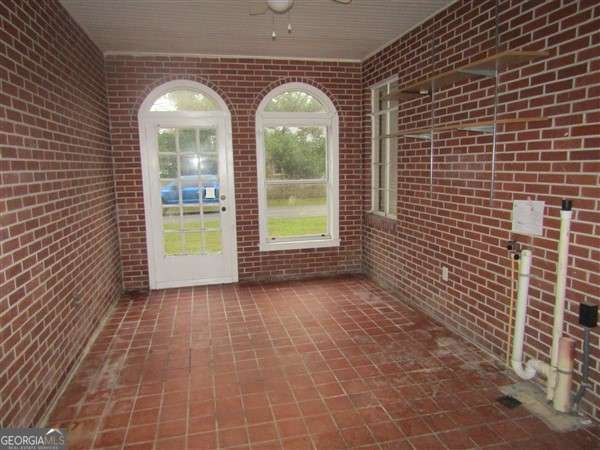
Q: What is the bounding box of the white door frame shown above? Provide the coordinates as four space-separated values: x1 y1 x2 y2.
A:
138 80 238 289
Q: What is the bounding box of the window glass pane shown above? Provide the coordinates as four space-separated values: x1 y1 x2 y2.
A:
373 156 386 213
390 108 398 134
389 190 398 217
373 140 384 166
150 90 218 111
372 189 380 212
266 182 327 239
389 141 397 216
376 86 387 112
371 79 399 217
264 90 325 112
264 126 326 180
389 80 399 109
376 189 386 212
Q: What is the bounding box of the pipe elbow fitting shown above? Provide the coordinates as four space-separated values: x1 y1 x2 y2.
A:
527 359 550 379
512 359 537 380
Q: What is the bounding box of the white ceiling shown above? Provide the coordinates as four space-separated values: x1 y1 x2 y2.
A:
60 0 453 61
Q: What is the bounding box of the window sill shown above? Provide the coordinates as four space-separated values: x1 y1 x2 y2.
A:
260 238 340 252
368 210 397 220
365 212 398 233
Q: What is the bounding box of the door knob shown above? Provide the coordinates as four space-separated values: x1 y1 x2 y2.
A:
221 206 226 212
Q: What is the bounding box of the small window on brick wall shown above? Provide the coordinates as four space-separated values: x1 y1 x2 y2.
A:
256 83 339 252
371 78 398 218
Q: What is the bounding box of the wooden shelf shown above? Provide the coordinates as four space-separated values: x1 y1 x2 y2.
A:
380 116 547 140
383 50 548 101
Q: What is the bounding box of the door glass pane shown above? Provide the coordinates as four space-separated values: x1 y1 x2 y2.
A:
163 231 183 256
160 179 179 205
162 206 180 226
199 128 217 153
180 155 201 177
183 232 201 254
200 156 219 176
159 154 177 179
158 128 176 152
204 212 222 254
266 182 327 239
179 128 197 153
185 209 202 231
162 206 183 256
164 231 201 256
158 126 222 257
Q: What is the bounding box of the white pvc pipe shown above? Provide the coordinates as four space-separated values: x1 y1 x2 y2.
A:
553 337 574 412
511 249 538 379
547 202 573 401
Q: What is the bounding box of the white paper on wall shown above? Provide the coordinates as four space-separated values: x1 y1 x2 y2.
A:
512 200 545 236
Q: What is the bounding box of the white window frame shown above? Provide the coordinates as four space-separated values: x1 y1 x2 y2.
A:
256 82 339 252
370 76 398 218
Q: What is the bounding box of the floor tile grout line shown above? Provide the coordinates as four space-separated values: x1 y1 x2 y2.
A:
48 278 600 450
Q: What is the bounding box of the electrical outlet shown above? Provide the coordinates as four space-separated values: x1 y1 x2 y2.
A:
442 266 449 282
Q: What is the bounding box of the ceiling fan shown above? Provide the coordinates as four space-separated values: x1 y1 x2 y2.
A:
250 0 352 16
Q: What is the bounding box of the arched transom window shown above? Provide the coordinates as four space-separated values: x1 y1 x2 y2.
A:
256 83 339 251
149 90 219 112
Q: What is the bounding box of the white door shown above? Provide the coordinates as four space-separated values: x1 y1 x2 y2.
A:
143 116 237 288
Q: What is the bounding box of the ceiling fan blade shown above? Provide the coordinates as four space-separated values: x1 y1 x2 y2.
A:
249 1 269 15
332 0 352 4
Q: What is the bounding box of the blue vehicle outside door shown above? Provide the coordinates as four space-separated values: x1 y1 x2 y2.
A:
161 175 220 205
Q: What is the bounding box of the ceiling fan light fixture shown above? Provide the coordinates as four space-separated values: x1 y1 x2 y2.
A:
267 0 294 14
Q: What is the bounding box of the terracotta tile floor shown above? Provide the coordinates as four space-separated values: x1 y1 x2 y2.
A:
49 276 599 449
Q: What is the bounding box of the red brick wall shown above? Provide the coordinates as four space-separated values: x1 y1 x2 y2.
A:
105 56 363 289
0 0 121 426
362 0 599 419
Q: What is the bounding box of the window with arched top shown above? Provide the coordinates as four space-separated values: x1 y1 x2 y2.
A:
256 83 339 251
